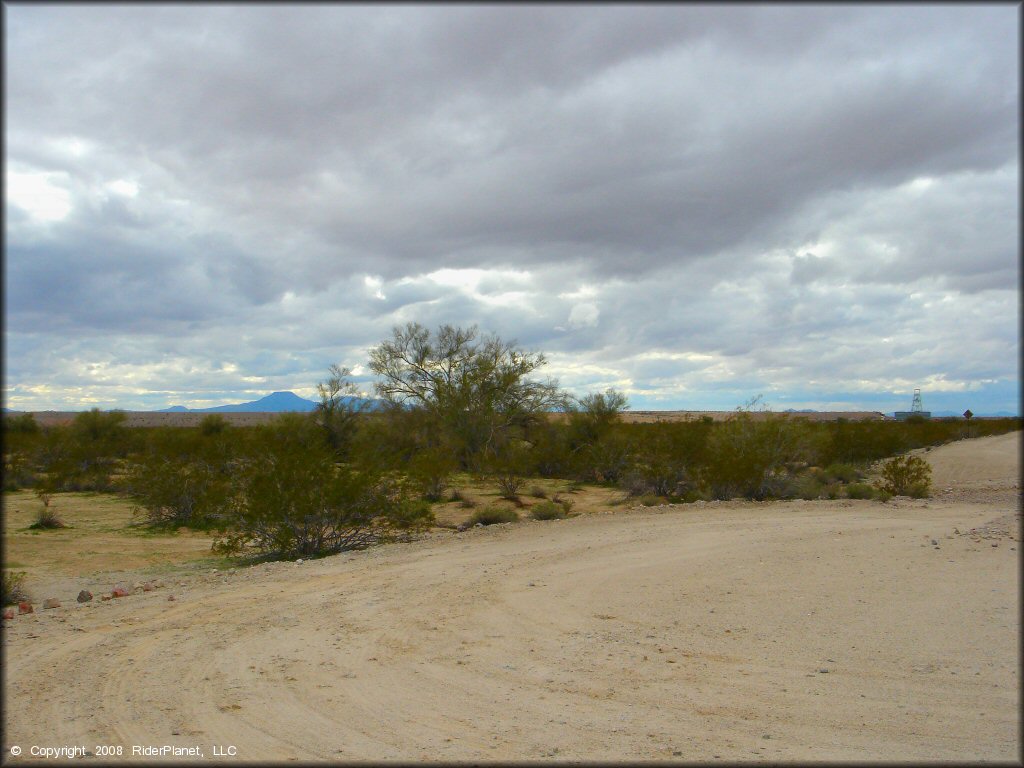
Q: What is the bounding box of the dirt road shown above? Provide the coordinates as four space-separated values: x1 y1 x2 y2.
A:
3 432 1019 762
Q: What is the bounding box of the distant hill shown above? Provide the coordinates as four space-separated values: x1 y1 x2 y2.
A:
156 391 383 413
157 391 319 413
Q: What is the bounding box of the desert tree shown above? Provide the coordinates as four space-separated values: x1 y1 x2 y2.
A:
368 323 566 467
566 388 629 450
315 364 365 457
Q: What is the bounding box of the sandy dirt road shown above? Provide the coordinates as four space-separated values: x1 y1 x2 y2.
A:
3 432 1020 762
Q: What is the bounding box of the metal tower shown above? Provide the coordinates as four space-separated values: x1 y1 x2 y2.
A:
911 388 924 413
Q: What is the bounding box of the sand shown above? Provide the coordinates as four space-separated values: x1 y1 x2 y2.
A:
3 432 1020 762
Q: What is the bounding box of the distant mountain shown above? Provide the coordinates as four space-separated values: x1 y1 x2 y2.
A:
156 391 384 413
156 391 317 413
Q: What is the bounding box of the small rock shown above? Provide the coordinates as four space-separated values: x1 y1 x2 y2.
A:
77 590 93 603
296 559 303 564
18 601 34 614
3 608 15 620
168 595 176 602
991 543 998 548
112 584 130 598
42 598 61 609
762 734 771 740
142 582 154 592
818 668 829 674
100 593 113 601
930 539 938 546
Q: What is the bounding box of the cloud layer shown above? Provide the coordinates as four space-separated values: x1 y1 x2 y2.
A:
4 6 1019 413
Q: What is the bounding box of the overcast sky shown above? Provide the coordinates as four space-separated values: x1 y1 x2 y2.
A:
4 5 1020 414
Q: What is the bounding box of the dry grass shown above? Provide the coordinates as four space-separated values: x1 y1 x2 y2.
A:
3 491 227 586
431 475 625 529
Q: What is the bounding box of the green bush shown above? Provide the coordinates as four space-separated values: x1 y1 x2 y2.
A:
125 429 234 529
879 455 932 498
823 462 862 484
2 571 29 606
791 475 825 500
408 447 458 502
551 494 575 515
528 485 548 499
845 482 876 500
530 500 568 520
699 412 804 500
199 414 229 436
467 506 520 526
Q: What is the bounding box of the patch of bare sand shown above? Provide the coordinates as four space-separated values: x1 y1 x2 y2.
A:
3 433 1020 762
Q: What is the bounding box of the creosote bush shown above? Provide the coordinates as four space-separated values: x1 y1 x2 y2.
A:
530 500 568 520
845 482 876 500
878 455 932 498
2 571 29 606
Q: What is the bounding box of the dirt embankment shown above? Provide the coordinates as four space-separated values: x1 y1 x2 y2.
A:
3 432 1020 762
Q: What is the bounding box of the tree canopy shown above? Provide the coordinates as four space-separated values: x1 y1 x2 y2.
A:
368 322 565 465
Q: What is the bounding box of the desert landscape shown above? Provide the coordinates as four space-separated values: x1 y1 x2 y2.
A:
2 431 1019 762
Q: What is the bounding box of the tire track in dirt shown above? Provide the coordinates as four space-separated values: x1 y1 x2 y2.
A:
4 434 1019 761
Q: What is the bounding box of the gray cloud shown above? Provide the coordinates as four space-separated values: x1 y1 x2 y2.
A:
4 5 1018 413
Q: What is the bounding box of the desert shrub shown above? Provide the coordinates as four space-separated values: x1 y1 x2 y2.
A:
845 482 876 500
573 429 634 484
199 414 229 436
3 452 38 491
3 413 40 435
124 429 234 529
29 505 65 529
878 455 932 497
2 571 29 606
530 500 568 520
791 475 825 500
528 485 548 499
551 494 575 515
823 462 862 484
407 447 458 502
387 499 437 540
699 410 804 500
449 488 478 508
467 506 520 526
214 442 425 560
489 440 534 501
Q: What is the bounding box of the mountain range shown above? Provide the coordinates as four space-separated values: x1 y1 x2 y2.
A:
156 391 381 413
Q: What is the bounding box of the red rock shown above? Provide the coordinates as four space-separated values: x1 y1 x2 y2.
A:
18 602 33 614
77 590 93 603
3 608 14 620
112 584 130 598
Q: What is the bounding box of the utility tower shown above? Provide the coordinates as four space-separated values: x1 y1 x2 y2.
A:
911 388 924 414
894 388 931 420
